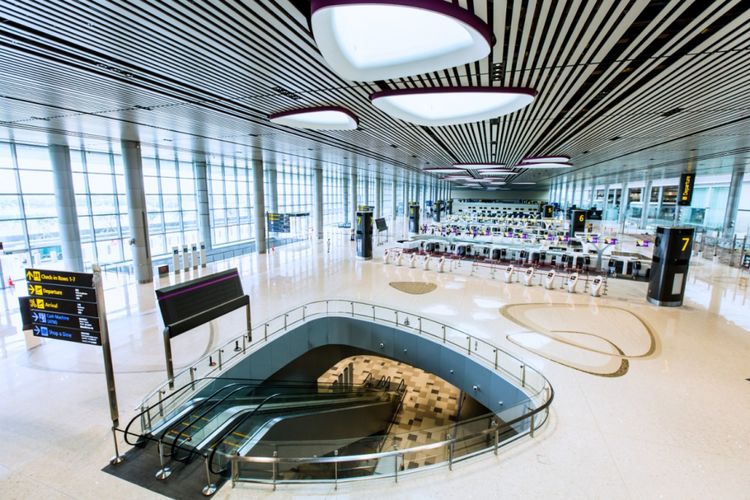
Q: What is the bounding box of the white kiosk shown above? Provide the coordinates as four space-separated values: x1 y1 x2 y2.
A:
504 265 515 283
544 270 556 289
566 272 579 293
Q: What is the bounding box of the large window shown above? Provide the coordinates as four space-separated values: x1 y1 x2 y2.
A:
208 156 255 246
143 149 199 256
323 167 346 227
72 148 128 267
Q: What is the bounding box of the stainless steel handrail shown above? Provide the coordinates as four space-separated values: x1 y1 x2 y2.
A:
141 299 550 407
132 299 554 481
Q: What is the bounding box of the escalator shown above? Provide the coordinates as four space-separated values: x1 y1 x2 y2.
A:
131 379 404 472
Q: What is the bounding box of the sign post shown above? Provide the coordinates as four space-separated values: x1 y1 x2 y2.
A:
25 265 122 463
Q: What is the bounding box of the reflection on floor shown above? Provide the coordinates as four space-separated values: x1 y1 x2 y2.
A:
320 355 460 469
388 281 438 294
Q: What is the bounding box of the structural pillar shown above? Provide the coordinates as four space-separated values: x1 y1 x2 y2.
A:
391 178 397 222
49 144 84 272
314 165 324 240
350 171 358 231
252 156 267 254
722 167 745 236
267 167 278 212
375 176 382 219
121 140 153 283
640 180 653 230
193 157 212 251
343 173 350 225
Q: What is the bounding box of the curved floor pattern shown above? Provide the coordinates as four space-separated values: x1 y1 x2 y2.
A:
389 281 438 294
501 303 657 377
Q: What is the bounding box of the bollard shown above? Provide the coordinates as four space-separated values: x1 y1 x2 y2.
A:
202 456 218 496
155 441 172 479
209 355 216 367
234 340 241 352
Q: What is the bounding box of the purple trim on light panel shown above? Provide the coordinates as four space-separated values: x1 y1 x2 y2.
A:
310 0 493 47
268 105 359 125
370 86 537 102
157 272 239 302
516 162 573 168
453 162 509 169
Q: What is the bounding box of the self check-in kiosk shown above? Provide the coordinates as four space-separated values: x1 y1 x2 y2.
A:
647 226 694 306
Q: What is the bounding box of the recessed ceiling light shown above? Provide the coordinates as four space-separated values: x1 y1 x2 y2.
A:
371 87 536 126
521 155 569 164
518 162 572 169
454 162 507 170
513 182 536 185
310 0 491 81
269 106 358 130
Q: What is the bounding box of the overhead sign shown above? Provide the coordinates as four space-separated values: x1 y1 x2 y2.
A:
267 212 291 233
678 173 694 206
25 268 101 346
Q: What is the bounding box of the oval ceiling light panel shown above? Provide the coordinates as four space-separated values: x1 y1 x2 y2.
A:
371 87 536 126
454 162 506 170
311 0 491 81
269 106 358 130
518 162 572 169
521 155 570 164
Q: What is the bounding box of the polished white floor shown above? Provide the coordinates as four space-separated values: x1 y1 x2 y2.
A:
0 232 749 499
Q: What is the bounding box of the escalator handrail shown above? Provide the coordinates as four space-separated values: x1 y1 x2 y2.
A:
208 393 283 475
168 384 256 461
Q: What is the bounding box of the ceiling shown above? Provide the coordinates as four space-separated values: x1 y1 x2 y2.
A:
1 0 749 190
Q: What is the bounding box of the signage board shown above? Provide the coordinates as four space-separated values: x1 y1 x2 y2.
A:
267 212 291 233
678 173 695 206
25 268 101 346
375 218 387 232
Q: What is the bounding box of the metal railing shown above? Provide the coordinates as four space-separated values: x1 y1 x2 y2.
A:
123 299 553 490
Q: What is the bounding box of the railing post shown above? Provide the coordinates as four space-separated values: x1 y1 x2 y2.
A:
190 367 196 391
521 364 526 387
284 314 288 330
448 435 454 471
393 445 399 483
442 325 446 343
351 301 354 317
334 449 339 490
394 311 398 325
110 426 124 465
264 323 268 341
218 349 223 370
326 300 329 315
418 317 422 334
530 412 536 438
231 456 237 488
467 336 471 355
158 389 165 417
493 420 499 456
155 441 171 479
493 349 498 370
146 405 152 429
242 335 246 355
202 456 217 496
272 451 278 491
303 305 306 321
372 305 376 321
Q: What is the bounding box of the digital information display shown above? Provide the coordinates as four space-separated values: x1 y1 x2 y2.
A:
25 268 101 346
267 212 291 233
156 268 246 337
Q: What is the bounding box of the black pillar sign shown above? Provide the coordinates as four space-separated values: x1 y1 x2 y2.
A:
678 173 694 206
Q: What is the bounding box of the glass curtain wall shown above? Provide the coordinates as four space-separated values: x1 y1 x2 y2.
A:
208 155 255 247
323 166 345 227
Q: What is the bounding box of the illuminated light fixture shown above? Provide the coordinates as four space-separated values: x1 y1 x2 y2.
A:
453 162 506 170
310 0 491 81
424 168 467 174
268 106 358 130
371 87 536 126
518 162 572 169
520 155 570 164
479 171 513 177
513 181 536 185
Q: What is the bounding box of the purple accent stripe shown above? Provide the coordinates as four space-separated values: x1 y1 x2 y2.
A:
157 272 240 302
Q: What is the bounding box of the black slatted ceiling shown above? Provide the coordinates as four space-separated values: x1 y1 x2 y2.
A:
0 0 749 188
